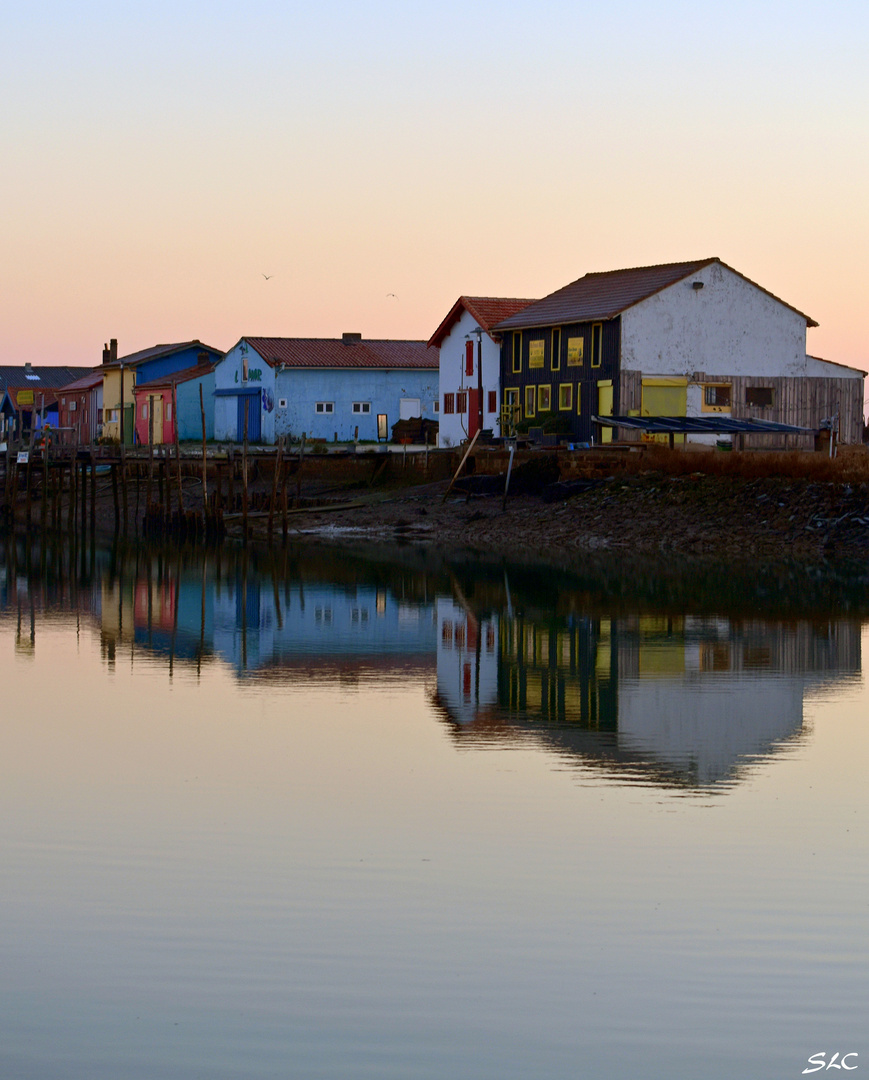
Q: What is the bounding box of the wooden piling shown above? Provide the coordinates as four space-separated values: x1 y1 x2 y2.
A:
120 443 129 535
267 440 281 543
242 403 249 539
89 447 96 536
199 384 208 532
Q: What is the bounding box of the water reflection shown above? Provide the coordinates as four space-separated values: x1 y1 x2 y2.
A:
1 537 864 790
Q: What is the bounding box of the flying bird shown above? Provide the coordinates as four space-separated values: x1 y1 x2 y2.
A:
386 292 398 299
262 274 273 280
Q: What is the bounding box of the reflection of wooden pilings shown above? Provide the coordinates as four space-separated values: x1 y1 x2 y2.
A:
242 404 249 540
120 444 129 536
268 439 281 543
89 448 96 536
200 384 208 532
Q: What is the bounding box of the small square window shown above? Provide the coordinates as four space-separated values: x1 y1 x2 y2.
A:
278 398 287 409
746 386 774 407
315 401 334 414
703 384 732 411
352 402 371 414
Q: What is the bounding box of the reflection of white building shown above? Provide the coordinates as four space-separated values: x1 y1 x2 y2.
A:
435 598 499 724
436 610 861 787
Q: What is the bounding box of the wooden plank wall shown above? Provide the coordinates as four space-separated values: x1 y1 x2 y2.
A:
618 370 865 449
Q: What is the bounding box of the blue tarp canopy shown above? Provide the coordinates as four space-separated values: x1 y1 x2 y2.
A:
592 415 812 434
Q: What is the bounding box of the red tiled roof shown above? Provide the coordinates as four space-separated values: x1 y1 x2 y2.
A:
245 337 437 370
493 258 818 331
6 386 59 410
427 296 538 348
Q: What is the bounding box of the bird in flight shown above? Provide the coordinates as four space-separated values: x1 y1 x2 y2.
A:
386 292 398 299
262 274 273 280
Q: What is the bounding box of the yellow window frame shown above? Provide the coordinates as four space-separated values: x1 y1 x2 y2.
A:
551 327 562 371
590 323 602 368
512 332 522 373
524 385 536 418
538 384 552 413
558 383 573 411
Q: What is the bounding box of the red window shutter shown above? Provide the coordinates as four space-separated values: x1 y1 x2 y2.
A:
465 340 474 377
443 393 455 414
488 390 497 413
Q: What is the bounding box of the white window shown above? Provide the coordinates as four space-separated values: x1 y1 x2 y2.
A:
69 401 77 412
278 398 287 409
315 402 334 414
352 402 371 414
142 404 148 418
433 400 439 413
166 403 172 422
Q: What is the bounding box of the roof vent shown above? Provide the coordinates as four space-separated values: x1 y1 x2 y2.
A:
692 281 704 290
342 332 362 345
24 362 39 380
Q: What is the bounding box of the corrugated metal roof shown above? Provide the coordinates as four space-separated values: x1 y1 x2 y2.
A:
245 337 437 370
0 366 92 392
427 296 538 348
136 360 217 390
494 258 818 331
57 369 104 393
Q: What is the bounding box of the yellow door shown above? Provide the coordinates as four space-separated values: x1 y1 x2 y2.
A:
150 396 163 444
641 379 687 445
597 380 613 444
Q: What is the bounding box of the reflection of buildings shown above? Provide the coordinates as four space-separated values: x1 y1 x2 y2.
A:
101 565 437 678
435 600 861 787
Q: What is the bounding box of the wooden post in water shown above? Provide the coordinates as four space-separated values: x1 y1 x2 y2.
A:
68 451 77 535
174 433 184 527
24 447 33 527
227 447 235 515
111 461 119 534
242 401 249 539
120 443 129 535
199 384 208 533
267 440 281 543
146 403 154 520
295 434 305 506
40 438 49 535
89 445 96 536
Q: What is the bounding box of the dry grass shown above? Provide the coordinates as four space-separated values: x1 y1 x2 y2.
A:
608 444 869 483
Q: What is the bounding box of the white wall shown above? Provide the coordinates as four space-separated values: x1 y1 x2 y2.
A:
621 261 811 378
437 307 502 448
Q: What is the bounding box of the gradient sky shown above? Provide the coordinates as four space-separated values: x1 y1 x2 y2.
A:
2 0 867 368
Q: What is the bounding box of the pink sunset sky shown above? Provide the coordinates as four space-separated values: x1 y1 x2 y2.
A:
2 0 867 375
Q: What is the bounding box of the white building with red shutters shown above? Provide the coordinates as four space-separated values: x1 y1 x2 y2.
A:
428 296 536 447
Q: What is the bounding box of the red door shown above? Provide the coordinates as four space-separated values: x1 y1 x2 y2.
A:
468 389 481 437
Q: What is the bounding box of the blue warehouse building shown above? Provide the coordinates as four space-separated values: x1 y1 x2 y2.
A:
214 332 438 444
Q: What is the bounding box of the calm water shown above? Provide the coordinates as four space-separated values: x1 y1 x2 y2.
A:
1 541 867 1079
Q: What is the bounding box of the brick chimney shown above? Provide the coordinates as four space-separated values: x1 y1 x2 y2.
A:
102 338 118 365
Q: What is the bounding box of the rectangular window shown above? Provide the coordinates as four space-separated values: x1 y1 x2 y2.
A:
558 383 573 411
567 336 584 366
278 398 287 409
524 385 536 418
443 393 455 414
457 391 468 414
502 387 520 429
512 332 522 373
591 323 602 368
702 384 732 411
69 401 77 412
576 384 582 413
97 409 103 424
465 340 474 377
166 403 172 422
315 401 334 414
538 384 551 412
529 340 545 369
488 390 497 413
352 402 371 413
746 386 774 407
142 404 148 418
551 328 561 371
433 400 439 413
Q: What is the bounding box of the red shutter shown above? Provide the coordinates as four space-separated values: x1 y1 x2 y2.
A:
465 340 474 377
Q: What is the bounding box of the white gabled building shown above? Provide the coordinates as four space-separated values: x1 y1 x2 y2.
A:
493 258 866 447
428 296 536 448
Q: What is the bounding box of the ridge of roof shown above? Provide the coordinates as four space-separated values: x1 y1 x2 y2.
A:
242 337 438 370
101 340 225 369
427 296 538 348
807 355 868 377
493 258 818 331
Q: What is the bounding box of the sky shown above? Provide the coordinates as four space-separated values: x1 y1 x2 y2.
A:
1 0 867 369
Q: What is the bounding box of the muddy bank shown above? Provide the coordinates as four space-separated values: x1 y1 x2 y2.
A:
254 471 869 562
